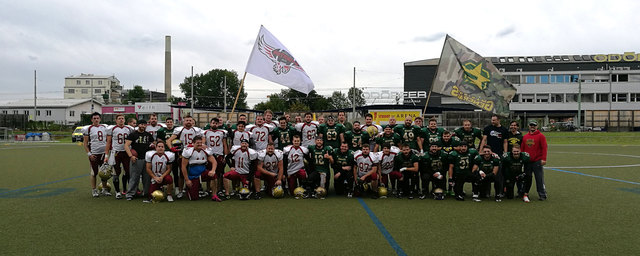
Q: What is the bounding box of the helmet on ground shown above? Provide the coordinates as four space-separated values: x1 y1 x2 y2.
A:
272 186 284 198
238 187 251 200
98 164 113 181
433 188 445 200
97 182 111 193
315 187 327 198
151 190 165 203
293 187 305 198
378 187 388 198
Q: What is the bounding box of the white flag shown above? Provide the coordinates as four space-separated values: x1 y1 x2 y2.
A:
245 25 314 94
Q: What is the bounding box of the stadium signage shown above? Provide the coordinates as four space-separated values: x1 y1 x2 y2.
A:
593 52 640 62
361 90 428 99
368 109 422 125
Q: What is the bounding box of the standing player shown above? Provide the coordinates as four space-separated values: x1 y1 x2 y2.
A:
387 116 398 129
422 118 444 149
204 117 228 197
157 117 178 191
145 114 165 140
420 143 448 199
272 117 296 150
394 116 423 153
361 114 382 151
295 112 319 148
255 143 284 198
167 115 203 198
181 135 219 201
353 144 380 199
344 121 370 151
127 117 137 129
157 117 175 142
283 135 309 197
377 144 401 196
502 145 529 200
393 143 420 199
307 137 333 196
124 120 155 201
104 114 133 199
506 121 523 152
448 142 479 201
480 115 508 157
433 131 461 153
247 115 273 151
330 142 354 196
83 112 109 197
317 116 345 150
521 121 548 202
337 111 352 131
145 140 175 202
472 145 502 202
374 125 401 152
230 121 252 147
223 139 259 199
454 120 483 149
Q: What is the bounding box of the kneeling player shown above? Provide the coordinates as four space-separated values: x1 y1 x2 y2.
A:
448 142 479 201
378 143 401 195
353 144 380 199
472 145 501 202
502 145 530 201
307 137 332 198
330 142 354 196
255 143 284 198
394 144 420 199
145 141 175 202
181 136 219 201
223 139 258 199
420 143 448 199
284 135 309 197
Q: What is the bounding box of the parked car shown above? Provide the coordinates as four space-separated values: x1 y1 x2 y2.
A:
72 126 84 142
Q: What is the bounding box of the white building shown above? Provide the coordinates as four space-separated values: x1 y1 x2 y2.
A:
0 99 103 125
64 73 122 104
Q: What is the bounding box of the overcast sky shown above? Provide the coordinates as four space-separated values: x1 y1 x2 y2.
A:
2 0 639 106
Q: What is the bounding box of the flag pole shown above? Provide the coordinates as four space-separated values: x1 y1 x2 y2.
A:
230 71 247 114
422 90 432 117
423 34 450 117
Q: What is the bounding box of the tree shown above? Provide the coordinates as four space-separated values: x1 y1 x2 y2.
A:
347 87 366 107
127 85 145 103
179 69 247 109
289 101 310 112
254 93 288 112
327 91 350 109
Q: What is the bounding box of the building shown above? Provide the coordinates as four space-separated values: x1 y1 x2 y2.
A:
0 99 103 125
120 88 168 104
404 52 640 130
64 73 123 104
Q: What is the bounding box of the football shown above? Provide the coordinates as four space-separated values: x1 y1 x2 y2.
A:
130 149 138 158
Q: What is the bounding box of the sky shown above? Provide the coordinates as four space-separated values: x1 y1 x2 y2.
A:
2 0 640 107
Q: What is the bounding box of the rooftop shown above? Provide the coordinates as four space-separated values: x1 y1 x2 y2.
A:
0 98 103 108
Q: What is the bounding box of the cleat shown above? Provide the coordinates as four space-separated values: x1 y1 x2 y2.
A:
523 195 531 203
126 197 132 201
166 195 174 202
472 194 481 202
92 189 99 198
253 192 262 200
211 195 222 202
115 193 123 199
397 192 403 199
455 195 464 201
539 197 547 201
142 199 151 203
102 189 112 196
224 195 231 201
347 192 353 198
495 198 502 202
419 194 427 200
176 191 184 199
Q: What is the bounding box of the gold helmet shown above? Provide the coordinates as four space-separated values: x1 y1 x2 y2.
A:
238 187 251 200
97 182 111 193
366 126 378 137
293 187 305 198
151 190 165 203
433 188 445 200
98 164 113 181
315 187 327 199
378 186 388 198
272 186 284 198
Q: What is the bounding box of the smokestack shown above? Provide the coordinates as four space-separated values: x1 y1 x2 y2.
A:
164 35 172 101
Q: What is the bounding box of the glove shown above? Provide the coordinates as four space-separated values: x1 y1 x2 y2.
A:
479 171 485 177
448 178 454 187
170 146 179 152
399 167 407 172
436 172 443 180
419 149 424 156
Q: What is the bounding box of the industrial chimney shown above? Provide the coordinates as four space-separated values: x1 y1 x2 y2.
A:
164 35 172 101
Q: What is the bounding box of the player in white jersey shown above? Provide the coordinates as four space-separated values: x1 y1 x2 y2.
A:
231 121 252 147
145 140 176 202
145 113 165 140
377 144 401 193
295 112 319 147
353 143 380 198
255 143 284 198
83 112 110 198
181 135 219 201
283 135 309 196
204 117 228 196
247 115 274 151
223 139 258 199
361 113 383 151
104 114 133 198
167 115 203 199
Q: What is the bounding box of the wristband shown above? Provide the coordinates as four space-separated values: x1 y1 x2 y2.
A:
87 152 92 156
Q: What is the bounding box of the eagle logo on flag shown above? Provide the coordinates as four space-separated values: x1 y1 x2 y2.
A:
257 35 306 75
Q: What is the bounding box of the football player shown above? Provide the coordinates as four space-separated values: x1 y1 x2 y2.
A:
317 115 345 150
157 117 175 142
255 143 284 198
448 142 479 201
361 114 382 151
145 140 175 202
181 135 219 201
124 119 155 201
145 113 165 140
295 112 319 148
204 117 228 197
353 144 380 199
420 143 448 199
127 117 137 130
307 137 332 197
337 111 352 131
393 116 423 153
230 121 252 147
387 116 398 129
422 118 444 149
104 114 133 199
272 116 296 150
374 125 401 152
157 117 179 190
330 142 354 196
224 139 259 199
453 120 483 149
167 115 203 198
377 143 401 195
502 145 530 200
433 130 461 153
283 135 309 196
472 145 502 202
83 112 109 197
393 143 420 199
247 115 273 151
344 121 370 151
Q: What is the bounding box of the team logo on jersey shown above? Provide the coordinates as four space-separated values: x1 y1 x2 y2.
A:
257 35 305 75
526 139 535 147
462 61 491 90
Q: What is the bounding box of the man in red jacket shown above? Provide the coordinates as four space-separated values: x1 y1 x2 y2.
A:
521 121 548 202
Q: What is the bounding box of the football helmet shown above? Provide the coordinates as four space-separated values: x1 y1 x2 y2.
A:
238 187 251 200
98 164 113 181
272 186 284 198
293 187 305 198
433 188 445 200
171 139 183 151
378 186 388 198
315 187 327 199
151 190 165 203
97 182 111 193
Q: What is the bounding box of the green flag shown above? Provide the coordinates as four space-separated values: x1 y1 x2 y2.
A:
431 35 516 116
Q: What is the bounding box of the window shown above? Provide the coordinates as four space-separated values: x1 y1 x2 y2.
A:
525 76 536 84
85 80 90 85
527 57 534 62
631 93 640 102
76 80 81 85
596 93 610 102
1 110 7 114
519 57 525 62
67 89 75 93
570 75 579 82
629 75 640 82
551 94 564 103
582 94 594 103
505 75 520 84
499 58 506 63
536 94 549 103
81 89 88 94
46 110 52 116
521 94 534 103
70 111 75 117
551 75 567 83
98 80 103 85
24 110 29 115
512 94 520 102
507 57 514 63
612 93 628 102
612 74 629 82
13 110 18 114
36 110 40 116
539 75 549 84
95 89 101 94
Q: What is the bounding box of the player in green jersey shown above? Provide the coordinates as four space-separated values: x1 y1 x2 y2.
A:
453 120 483 149
448 141 479 201
472 145 502 202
